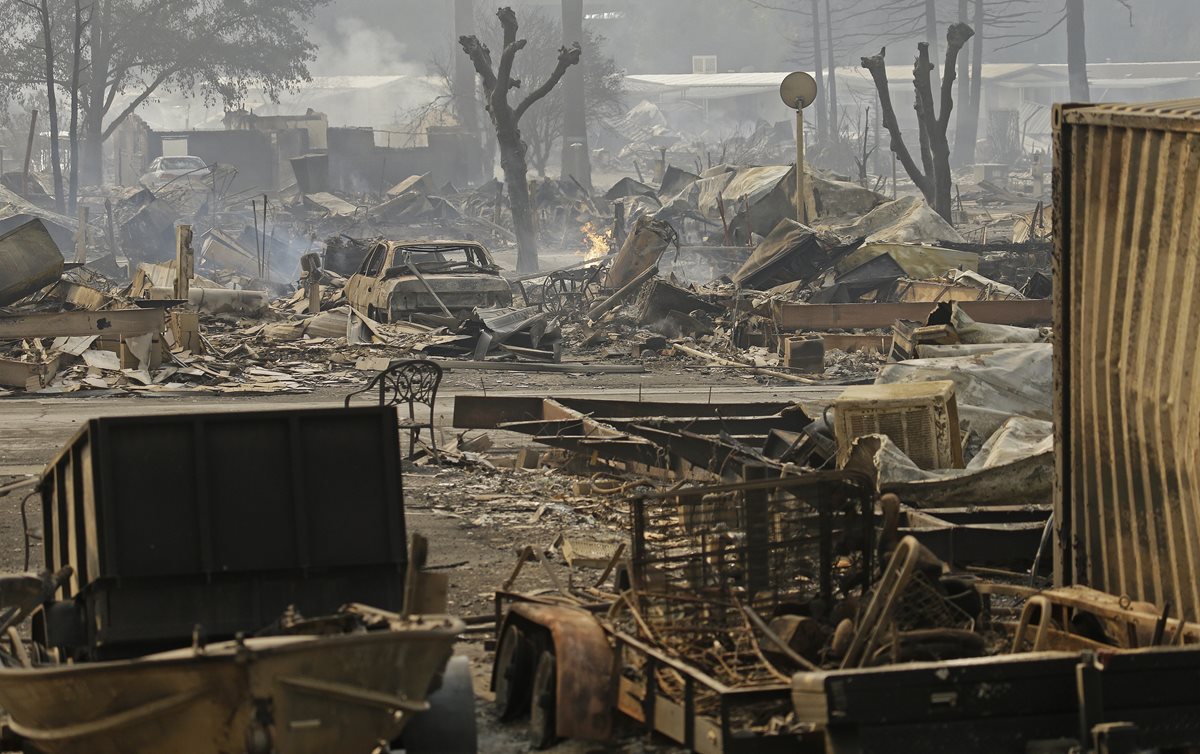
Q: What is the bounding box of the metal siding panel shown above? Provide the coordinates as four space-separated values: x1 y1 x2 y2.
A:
1113 126 1146 600
1074 121 1092 590
1052 104 1072 588
1058 100 1200 620
1177 136 1200 615
80 436 99 587
1127 130 1177 610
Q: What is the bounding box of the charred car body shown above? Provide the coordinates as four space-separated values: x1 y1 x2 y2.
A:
346 240 513 321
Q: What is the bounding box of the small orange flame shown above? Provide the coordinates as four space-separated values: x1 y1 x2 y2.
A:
580 222 611 261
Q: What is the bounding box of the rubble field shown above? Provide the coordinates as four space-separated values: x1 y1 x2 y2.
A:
13 104 1200 754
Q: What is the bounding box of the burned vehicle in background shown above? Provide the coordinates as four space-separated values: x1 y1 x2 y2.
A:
345 240 513 322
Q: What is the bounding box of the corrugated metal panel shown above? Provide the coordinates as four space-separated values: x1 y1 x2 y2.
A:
1054 98 1200 619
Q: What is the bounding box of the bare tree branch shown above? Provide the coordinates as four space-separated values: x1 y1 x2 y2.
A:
515 42 581 121
861 47 932 198
459 35 497 93
939 22 974 131
495 6 521 90
913 43 936 181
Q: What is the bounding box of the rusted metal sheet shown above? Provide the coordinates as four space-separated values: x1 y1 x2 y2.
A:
771 298 1052 331
451 395 794 429
1053 98 1200 619
0 218 63 306
39 406 407 658
503 602 614 741
0 308 164 339
818 333 892 353
0 618 462 754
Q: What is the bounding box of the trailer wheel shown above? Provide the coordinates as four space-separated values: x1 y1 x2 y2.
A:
494 624 534 721
528 650 558 750
401 656 478 754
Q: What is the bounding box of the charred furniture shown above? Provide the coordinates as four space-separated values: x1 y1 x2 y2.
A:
492 471 874 754
345 358 443 459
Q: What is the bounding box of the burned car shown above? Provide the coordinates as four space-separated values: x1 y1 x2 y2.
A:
346 240 514 321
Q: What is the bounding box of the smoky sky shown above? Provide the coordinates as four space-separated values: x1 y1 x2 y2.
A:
311 0 1200 76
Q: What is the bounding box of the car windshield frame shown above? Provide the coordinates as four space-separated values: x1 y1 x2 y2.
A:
384 244 498 276
157 157 207 172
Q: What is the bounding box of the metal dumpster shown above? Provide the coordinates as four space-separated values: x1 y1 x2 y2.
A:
37 406 407 659
1053 99 1200 618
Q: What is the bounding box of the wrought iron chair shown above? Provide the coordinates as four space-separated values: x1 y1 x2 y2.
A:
344 359 443 460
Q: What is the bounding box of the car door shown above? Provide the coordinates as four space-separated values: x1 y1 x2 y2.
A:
347 243 388 315
368 245 395 312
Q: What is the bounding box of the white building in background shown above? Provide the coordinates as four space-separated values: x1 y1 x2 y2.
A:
622 61 1200 158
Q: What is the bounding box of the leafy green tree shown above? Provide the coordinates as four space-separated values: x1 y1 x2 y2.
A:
0 0 328 188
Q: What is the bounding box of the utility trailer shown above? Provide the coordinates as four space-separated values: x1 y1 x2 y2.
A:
1 406 475 754
36 406 410 659
791 644 1200 753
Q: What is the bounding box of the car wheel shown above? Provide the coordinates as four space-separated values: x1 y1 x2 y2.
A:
528 650 558 750
494 624 534 721
400 656 477 754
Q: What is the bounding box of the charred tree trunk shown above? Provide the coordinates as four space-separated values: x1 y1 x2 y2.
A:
929 28 971 221
461 7 581 273
68 0 86 209
823 0 839 139
559 0 591 189
952 0 971 167
913 49 937 184
80 118 103 187
964 0 983 164
862 23 973 223
453 0 482 183
496 108 538 272
810 0 827 142
925 0 940 92
39 0 65 212
80 0 109 187
863 50 933 202
1066 0 1089 101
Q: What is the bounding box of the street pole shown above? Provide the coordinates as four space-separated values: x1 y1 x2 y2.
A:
560 0 591 190
453 0 482 183
780 71 817 226
796 104 807 225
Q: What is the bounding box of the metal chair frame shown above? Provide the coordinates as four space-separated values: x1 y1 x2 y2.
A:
344 359 443 459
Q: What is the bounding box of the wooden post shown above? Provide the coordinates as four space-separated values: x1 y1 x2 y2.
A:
74 205 88 264
104 199 117 257
22 110 38 198
175 225 193 301
308 278 320 315
892 152 898 199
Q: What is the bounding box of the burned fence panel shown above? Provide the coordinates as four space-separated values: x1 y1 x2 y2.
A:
1054 99 1200 619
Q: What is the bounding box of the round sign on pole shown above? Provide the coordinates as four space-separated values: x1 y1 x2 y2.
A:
780 71 818 110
